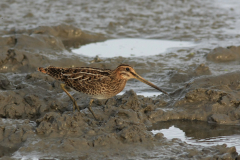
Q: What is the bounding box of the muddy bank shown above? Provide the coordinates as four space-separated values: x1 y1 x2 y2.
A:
0 119 35 157
1 0 240 159
0 24 106 73
1 70 240 159
0 91 239 159
0 24 240 159
1 0 239 41
163 71 240 125
207 46 240 62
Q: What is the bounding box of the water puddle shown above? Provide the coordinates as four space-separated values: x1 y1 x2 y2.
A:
150 121 240 152
118 91 162 97
72 38 195 57
13 151 57 160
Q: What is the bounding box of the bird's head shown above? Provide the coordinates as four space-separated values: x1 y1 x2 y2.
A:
114 64 168 95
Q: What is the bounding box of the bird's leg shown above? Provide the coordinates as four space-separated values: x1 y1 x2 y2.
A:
60 83 80 112
105 99 109 105
88 99 98 120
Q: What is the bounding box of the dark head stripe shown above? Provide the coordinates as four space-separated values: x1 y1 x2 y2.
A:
117 64 132 69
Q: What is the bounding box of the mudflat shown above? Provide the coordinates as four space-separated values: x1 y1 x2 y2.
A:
0 0 240 159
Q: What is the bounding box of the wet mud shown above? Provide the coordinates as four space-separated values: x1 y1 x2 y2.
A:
207 46 240 62
1 0 240 159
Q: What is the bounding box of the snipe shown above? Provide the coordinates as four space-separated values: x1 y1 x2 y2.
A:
38 64 168 120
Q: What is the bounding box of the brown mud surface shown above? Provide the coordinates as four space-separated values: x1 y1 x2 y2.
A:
1 0 240 159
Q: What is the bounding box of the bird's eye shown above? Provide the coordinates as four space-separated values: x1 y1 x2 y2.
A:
126 68 130 71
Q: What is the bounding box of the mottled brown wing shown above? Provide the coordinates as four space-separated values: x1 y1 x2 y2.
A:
61 68 112 94
39 66 111 80
38 66 113 94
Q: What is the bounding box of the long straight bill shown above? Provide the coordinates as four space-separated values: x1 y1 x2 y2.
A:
131 72 168 95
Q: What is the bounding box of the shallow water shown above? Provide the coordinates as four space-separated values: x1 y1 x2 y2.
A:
151 121 240 153
118 91 163 97
72 38 195 57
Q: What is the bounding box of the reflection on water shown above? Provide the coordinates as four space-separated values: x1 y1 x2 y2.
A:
150 121 240 153
72 38 195 57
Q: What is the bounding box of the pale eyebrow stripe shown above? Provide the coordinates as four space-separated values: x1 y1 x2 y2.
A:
78 77 90 82
68 72 110 80
69 75 83 80
62 73 72 76
64 72 107 76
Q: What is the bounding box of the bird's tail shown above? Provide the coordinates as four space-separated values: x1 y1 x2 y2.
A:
38 66 63 80
38 67 47 74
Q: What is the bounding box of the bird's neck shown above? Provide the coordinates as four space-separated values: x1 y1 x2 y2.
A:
111 69 122 80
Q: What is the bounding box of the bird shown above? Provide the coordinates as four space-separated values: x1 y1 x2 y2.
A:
38 64 168 120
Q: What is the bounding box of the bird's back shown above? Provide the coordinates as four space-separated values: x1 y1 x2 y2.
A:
38 66 127 99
